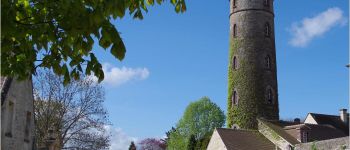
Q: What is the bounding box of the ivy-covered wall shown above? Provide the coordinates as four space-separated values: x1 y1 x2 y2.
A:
227 0 280 129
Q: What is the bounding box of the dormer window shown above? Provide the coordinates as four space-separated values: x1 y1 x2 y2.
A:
265 23 270 37
233 24 237 37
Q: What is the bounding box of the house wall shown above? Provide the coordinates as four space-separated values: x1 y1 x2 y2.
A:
295 136 349 150
1 78 34 150
207 130 227 150
304 114 317 124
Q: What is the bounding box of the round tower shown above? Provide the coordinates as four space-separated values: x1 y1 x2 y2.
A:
227 0 279 129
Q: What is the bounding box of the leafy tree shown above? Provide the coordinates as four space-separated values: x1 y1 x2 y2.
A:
128 141 137 150
2 0 186 84
167 97 225 150
139 138 166 150
194 134 211 150
33 69 109 149
187 134 196 150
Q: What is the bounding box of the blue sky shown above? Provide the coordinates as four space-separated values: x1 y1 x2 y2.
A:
91 1 349 149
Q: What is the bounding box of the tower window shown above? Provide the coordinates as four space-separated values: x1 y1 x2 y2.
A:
264 0 269 7
267 88 273 104
24 111 32 142
265 55 271 69
5 101 14 137
233 24 237 37
233 56 238 70
232 90 238 105
265 23 270 37
233 0 237 7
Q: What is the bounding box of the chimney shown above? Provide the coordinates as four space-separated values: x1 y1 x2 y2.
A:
294 118 301 124
339 109 348 124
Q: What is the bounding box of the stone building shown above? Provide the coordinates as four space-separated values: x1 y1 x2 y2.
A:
1 77 35 150
207 0 349 149
207 109 349 150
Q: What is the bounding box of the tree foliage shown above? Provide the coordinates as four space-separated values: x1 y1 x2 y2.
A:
128 141 137 150
1 0 186 84
139 138 166 150
33 69 110 149
167 97 225 150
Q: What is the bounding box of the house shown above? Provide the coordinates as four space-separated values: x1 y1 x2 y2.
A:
1 77 35 150
207 109 349 150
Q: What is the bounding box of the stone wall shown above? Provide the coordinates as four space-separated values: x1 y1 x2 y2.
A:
1 78 34 150
295 137 349 150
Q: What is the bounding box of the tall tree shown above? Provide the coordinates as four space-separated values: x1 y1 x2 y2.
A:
33 69 110 149
167 97 225 150
128 141 137 150
1 0 186 83
139 138 166 150
187 134 196 150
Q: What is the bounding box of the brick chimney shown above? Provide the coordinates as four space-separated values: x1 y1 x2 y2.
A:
339 109 348 124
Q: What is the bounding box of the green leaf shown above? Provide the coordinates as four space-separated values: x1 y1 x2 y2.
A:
110 42 126 61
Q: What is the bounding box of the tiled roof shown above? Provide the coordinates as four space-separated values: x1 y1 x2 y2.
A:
216 128 275 150
1 77 12 106
309 113 349 135
284 123 347 142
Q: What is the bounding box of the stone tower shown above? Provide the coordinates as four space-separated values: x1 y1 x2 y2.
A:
227 0 279 129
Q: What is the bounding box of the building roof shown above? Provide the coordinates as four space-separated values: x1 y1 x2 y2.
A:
1 77 12 106
284 123 347 142
216 128 275 150
308 113 349 135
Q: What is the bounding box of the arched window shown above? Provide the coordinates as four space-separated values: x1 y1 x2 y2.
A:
264 0 269 7
233 56 237 70
265 55 271 69
233 24 237 37
267 88 273 104
265 23 270 37
232 90 238 105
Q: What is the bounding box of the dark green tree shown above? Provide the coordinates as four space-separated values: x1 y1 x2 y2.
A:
2 0 186 84
187 134 196 150
167 97 225 150
129 141 137 150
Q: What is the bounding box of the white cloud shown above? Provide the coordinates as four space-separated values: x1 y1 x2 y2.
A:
101 63 150 87
289 7 347 47
105 126 138 150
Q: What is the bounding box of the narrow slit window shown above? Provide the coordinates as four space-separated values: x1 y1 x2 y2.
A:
6 101 14 137
264 0 269 7
267 89 273 104
233 0 237 7
266 55 271 69
24 111 32 142
265 23 270 37
232 90 238 105
233 24 237 37
233 56 237 70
